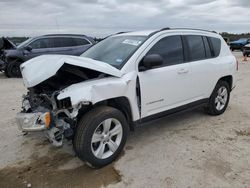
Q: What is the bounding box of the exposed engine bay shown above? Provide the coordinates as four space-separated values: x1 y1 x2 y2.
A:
20 64 109 146
31 64 107 93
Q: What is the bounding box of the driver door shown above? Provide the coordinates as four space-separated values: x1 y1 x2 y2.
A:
138 35 193 118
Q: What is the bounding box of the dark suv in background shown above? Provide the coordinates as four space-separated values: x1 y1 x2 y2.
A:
0 34 95 77
229 38 250 51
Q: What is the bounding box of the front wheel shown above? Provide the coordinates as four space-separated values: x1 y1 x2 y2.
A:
73 106 128 168
205 81 230 116
6 60 22 78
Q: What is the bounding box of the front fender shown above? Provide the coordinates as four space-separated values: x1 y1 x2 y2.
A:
4 49 24 62
57 72 140 121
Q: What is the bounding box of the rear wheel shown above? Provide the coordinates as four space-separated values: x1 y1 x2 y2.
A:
73 106 128 168
6 60 22 78
205 81 230 115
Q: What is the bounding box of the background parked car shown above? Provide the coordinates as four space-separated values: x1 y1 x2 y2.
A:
0 34 95 78
229 38 250 51
0 37 16 72
242 44 250 57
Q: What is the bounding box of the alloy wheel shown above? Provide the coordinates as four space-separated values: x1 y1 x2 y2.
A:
91 118 123 159
215 86 228 111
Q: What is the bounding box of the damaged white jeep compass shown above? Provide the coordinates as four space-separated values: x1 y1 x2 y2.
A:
16 28 237 168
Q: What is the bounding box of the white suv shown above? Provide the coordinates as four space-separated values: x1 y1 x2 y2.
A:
17 28 237 168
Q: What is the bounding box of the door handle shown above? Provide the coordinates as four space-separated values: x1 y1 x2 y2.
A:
177 68 189 74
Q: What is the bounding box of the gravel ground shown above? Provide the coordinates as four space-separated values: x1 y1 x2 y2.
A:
0 52 249 188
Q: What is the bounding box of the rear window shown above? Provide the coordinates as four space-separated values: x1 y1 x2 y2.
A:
186 35 206 61
209 37 221 57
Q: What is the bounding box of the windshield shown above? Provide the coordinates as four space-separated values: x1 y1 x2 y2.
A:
81 35 147 68
17 38 33 49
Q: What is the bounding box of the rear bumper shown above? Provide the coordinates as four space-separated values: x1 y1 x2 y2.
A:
16 112 47 132
243 48 250 55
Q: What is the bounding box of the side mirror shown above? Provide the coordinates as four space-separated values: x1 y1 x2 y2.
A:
24 45 32 51
139 54 163 71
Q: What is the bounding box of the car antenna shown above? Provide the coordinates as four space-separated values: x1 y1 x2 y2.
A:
55 17 61 34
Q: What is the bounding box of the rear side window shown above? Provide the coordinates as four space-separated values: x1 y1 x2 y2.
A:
73 38 90 46
186 35 206 61
147 35 184 66
203 36 212 58
52 38 63 48
209 37 221 57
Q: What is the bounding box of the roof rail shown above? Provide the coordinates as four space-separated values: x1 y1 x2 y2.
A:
160 27 171 31
148 27 217 38
171 28 217 33
115 31 130 35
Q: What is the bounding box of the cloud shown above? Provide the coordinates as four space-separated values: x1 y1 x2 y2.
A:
228 0 250 7
0 0 249 37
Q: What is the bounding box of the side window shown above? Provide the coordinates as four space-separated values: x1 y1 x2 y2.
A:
203 36 212 58
186 35 206 61
29 38 51 49
146 35 184 66
52 38 63 48
52 37 76 48
73 38 90 46
209 37 221 57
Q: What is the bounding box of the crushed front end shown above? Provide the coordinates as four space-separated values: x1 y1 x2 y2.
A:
16 54 123 147
16 88 78 147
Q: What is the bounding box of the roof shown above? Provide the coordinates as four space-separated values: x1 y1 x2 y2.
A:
42 34 88 37
34 34 95 43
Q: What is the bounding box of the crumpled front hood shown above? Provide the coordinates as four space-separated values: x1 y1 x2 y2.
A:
21 55 123 88
0 37 16 50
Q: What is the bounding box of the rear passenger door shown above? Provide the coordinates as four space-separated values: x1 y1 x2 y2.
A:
183 35 219 100
51 37 92 56
138 35 194 118
50 37 76 55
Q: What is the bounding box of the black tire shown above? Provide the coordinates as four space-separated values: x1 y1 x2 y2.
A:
4 66 10 77
205 81 230 116
73 106 129 168
6 60 22 78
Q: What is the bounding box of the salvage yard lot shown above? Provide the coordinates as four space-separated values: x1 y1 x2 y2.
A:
0 52 250 188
